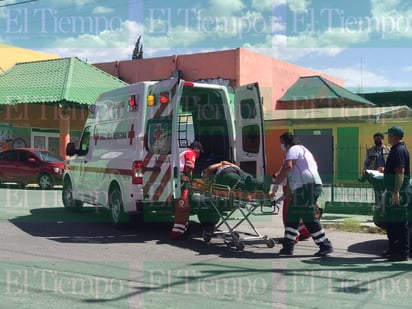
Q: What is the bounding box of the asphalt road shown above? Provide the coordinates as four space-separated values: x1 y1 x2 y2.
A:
0 187 410 309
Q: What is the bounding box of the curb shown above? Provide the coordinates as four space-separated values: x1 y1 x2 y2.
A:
322 221 385 234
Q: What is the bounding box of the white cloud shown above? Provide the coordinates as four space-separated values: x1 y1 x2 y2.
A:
206 0 245 17
251 0 285 11
246 33 343 62
401 66 412 72
93 6 114 14
369 0 412 40
40 20 143 63
320 66 412 91
286 0 312 11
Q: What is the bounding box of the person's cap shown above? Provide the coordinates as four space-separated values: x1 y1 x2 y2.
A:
190 141 204 152
384 126 404 138
373 132 384 139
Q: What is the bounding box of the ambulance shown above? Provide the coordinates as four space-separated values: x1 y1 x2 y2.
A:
63 78 266 225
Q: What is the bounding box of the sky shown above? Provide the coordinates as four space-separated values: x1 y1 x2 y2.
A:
1 0 412 93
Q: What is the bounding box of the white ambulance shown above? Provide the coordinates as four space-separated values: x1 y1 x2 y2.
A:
63 78 266 225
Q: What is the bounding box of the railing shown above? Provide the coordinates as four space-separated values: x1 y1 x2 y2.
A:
322 185 375 203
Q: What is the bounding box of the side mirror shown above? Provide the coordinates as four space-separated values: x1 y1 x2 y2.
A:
66 142 77 156
28 157 36 162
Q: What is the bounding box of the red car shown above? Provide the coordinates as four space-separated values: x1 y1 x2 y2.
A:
0 148 65 189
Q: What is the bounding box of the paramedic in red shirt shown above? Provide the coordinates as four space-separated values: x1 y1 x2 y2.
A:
170 141 203 240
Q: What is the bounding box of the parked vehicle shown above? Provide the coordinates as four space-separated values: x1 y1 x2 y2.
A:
0 148 65 189
63 78 266 225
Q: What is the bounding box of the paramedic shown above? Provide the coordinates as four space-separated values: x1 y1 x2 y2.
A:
170 141 203 240
271 170 311 241
272 132 333 256
382 126 410 261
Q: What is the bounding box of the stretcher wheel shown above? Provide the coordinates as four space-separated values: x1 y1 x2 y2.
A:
266 238 275 248
202 230 212 243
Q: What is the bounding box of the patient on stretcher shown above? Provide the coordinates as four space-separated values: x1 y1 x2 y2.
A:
201 161 258 192
189 161 271 204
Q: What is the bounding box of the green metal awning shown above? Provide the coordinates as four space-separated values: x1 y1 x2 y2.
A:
277 76 375 108
0 57 127 105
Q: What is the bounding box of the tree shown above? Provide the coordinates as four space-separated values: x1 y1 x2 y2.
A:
132 35 143 59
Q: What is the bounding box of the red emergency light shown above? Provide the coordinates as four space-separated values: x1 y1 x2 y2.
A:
183 81 194 87
129 95 137 110
159 92 169 104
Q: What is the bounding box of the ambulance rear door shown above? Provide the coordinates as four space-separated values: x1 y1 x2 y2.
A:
234 83 266 181
143 78 183 204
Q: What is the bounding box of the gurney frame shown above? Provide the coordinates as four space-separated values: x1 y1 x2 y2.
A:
193 183 276 250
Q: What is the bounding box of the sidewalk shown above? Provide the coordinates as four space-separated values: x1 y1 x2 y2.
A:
271 187 382 232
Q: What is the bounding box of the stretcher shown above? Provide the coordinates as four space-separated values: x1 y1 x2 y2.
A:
190 179 276 250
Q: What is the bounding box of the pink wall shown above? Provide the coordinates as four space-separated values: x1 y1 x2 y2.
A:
93 48 344 111
237 48 343 110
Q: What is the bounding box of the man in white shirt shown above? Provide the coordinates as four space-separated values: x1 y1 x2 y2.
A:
272 132 333 256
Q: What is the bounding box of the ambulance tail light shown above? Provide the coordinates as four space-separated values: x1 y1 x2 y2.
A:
159 92 169 104
132 161 144 184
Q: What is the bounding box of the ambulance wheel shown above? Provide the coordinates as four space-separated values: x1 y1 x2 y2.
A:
62 179 83 212
266 238 275 248
109 187 128 226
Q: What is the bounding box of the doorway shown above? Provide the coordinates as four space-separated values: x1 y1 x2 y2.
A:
294 129 334 185
31 131 60 154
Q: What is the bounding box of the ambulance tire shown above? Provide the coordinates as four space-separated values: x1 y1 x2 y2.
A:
109 187 129 227
62 179 83 212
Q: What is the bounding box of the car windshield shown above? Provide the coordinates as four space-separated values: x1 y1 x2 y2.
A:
33 151 64 163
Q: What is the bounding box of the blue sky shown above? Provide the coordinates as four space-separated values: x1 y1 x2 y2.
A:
1 0 412 93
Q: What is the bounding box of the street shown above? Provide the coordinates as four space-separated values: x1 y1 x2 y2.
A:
0 187 410 308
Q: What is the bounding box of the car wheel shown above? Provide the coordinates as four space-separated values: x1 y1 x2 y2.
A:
38 173 53 190
109 187 128 226
62 178 83 212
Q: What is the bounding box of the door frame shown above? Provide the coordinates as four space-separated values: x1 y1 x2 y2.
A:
31 130 60 153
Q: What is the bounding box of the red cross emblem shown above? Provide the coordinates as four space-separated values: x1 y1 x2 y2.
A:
154 124 164 142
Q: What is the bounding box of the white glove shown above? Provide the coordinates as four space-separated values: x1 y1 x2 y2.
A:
269 184 280 196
